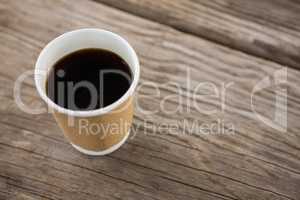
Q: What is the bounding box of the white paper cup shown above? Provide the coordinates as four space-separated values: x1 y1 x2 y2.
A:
35 29 140 155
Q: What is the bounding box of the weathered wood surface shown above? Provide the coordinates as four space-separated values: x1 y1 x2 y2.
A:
96 0 300 70
0 0 300 200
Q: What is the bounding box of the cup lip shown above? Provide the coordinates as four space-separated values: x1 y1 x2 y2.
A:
35 28 140 117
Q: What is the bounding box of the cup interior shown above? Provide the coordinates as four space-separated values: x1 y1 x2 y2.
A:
35 29 140 117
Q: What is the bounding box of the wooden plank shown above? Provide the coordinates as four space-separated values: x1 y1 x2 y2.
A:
95 0 300 69
0 0 300 200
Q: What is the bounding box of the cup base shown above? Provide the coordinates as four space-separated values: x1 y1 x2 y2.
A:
71 130 130 156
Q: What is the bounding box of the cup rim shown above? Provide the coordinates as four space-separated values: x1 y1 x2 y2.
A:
35 28 140 117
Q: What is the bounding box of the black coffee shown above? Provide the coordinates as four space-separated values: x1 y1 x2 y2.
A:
46 48 132 111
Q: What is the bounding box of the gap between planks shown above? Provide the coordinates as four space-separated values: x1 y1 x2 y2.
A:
93 0 300 71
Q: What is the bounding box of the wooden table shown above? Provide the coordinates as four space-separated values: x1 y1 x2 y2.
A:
1 0 300 199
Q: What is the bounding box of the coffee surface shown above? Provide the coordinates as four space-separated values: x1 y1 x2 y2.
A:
46 48 132 111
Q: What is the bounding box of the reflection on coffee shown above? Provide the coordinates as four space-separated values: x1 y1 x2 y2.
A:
46 48 132 111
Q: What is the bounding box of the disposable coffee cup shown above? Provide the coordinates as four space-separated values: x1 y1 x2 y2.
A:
35 29 140 156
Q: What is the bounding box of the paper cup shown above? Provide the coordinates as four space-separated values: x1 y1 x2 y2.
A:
35 29 140 156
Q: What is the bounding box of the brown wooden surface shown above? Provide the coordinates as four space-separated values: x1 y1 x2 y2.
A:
0 0 300 200
96 0 300 70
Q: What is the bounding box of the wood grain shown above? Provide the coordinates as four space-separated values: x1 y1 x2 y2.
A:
95 0 300 70
0 0 300 200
